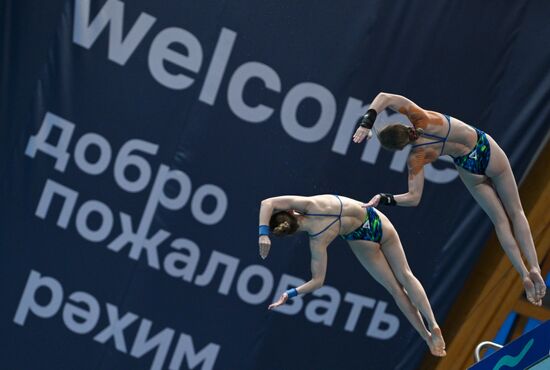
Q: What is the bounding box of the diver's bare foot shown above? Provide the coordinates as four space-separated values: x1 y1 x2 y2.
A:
427 327 446 357
529 269 547 301
523 276 542 306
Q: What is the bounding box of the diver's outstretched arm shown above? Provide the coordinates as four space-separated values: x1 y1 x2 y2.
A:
363 159 425 208
268 240 328 309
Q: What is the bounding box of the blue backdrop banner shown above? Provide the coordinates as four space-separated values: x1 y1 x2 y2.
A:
1 1 549 369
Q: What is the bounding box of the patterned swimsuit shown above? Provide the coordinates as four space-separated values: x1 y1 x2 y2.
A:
341 207 383 243
306 195 383 243
451 127 491 175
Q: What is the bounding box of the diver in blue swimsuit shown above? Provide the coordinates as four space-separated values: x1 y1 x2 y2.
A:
352 92 546 306
258 194 446 357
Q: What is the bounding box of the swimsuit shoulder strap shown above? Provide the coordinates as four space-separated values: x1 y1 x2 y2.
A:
306 213 340 217
439 114 452 155
411 114 452 154
419 132 446 140
308 195 343 238
335 194 343 231
335 194 343 219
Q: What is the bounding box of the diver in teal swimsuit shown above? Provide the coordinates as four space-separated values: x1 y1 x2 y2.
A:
258 194 446 357
352 92 546 306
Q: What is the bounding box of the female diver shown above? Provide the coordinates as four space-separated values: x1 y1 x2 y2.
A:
258 194 446 357
352 92 546 305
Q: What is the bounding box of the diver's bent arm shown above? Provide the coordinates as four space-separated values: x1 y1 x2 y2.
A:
370 92 420 114
295 240 328 295
394 165 425 207
259 196 312 226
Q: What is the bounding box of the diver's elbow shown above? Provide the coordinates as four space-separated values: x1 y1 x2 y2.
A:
312 278 325 290
407 192 422 207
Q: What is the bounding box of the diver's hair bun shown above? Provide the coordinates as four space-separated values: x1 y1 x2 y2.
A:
274 221 290 234
407 126 423 141
270 210 299 236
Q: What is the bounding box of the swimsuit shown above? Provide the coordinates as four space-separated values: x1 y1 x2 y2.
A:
410 114 491 175
304 195 383 243
341 207 383 243
451 127 491 175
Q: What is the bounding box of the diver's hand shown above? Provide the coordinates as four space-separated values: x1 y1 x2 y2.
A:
259 235 271 259
353 126 372 143
362 194 380 208
268 292 288 310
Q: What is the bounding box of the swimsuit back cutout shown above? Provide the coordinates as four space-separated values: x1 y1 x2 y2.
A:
411 114 451 155
307 195 343 238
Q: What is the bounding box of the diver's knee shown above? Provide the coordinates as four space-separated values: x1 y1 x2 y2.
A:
386 283 405 298
398 270 416 287
509 209 527 225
